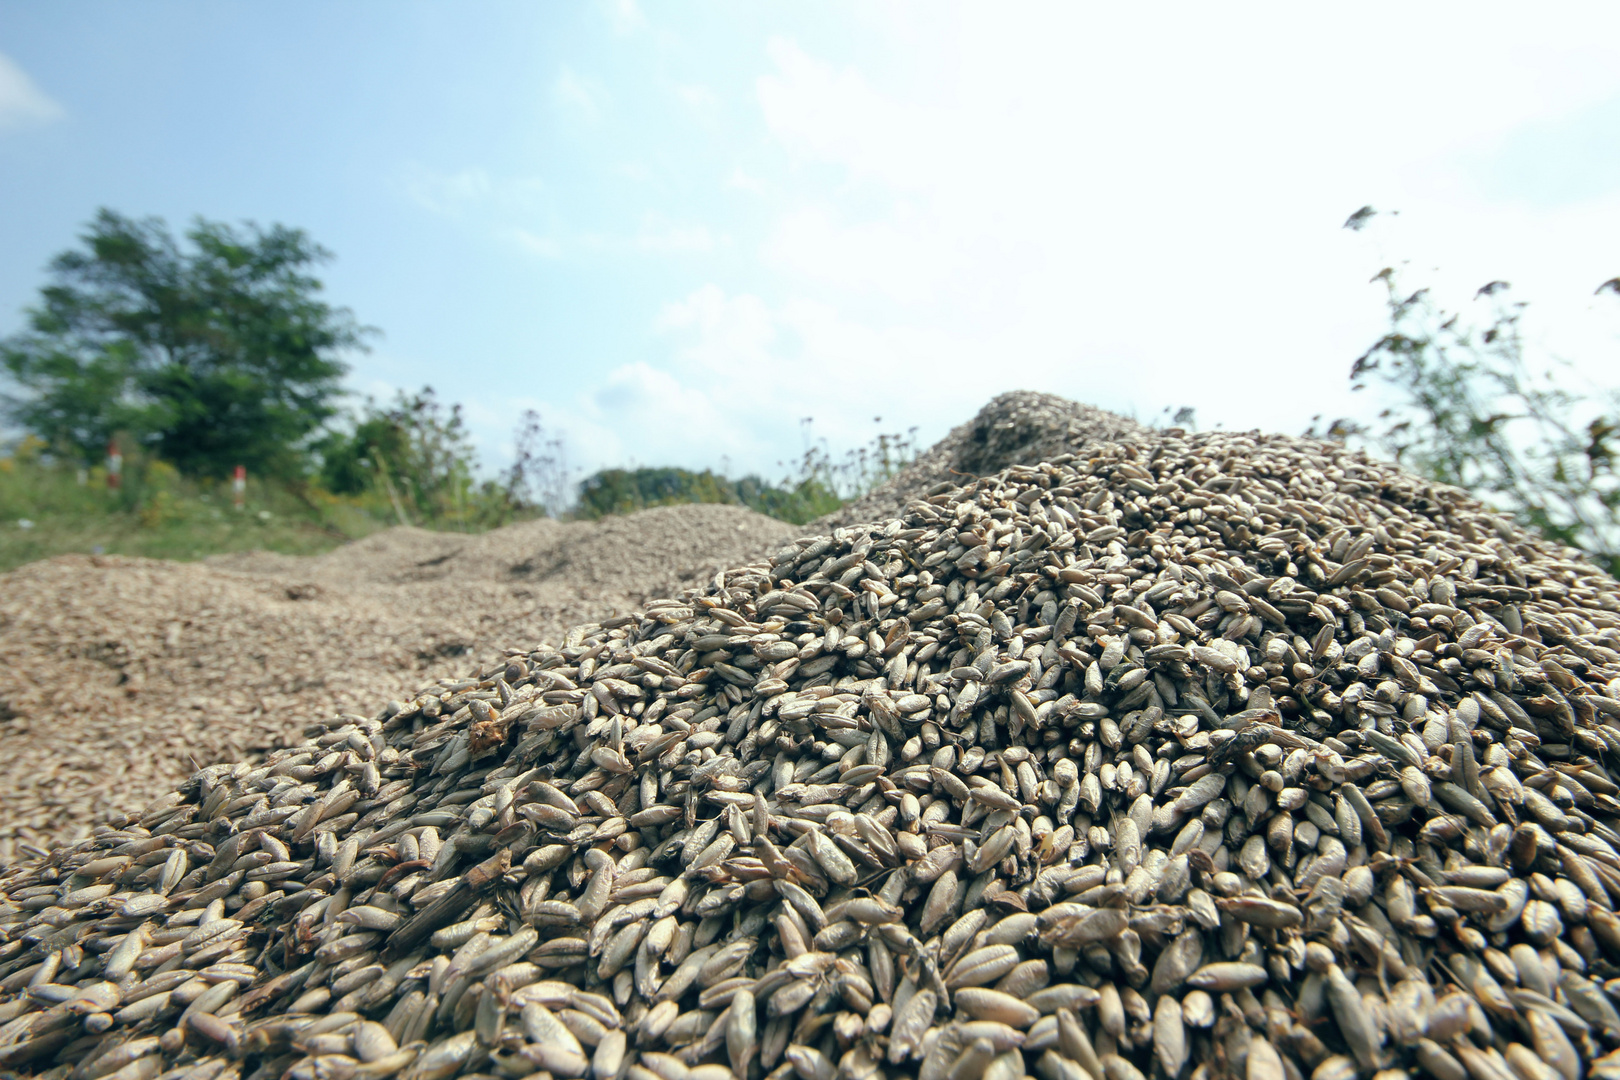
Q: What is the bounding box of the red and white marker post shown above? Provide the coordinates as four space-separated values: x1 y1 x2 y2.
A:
233 465 246 510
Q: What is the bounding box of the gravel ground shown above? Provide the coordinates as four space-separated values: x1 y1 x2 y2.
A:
0 504 794 861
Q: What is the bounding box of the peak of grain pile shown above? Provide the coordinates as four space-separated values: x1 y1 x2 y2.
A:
819 392 1150 531
0 505 794 860
6 413 1620 1080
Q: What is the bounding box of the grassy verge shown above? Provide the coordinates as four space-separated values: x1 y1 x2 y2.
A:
0 446 394 572
0 437 896 572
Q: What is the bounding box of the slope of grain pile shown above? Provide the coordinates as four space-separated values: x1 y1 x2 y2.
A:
6 420 1620 1080
0 505 793 861
819 392 1151 531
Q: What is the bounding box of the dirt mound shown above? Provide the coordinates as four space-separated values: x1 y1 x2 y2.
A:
820 390 1151 529
0 504 793 860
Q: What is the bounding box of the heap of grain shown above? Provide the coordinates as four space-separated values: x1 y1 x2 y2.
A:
0 504 793 862
819 392 1150 531
6 425 1620 1080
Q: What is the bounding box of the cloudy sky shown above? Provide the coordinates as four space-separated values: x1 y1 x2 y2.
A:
2 2 1618 486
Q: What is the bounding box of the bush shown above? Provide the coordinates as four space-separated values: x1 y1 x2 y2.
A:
576 467 842 525
574 422 919 526
315 388 565 530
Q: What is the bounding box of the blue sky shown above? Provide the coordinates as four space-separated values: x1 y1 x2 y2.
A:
2 2 1618 486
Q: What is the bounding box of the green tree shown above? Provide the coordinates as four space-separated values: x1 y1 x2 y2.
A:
317 387 557 529
317 387 474 524
574 420 920 525
575 465 842 525
2 208 369 478
1321 206 1620 575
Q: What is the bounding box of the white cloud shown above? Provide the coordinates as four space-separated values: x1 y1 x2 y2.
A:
655 285 775 360
736 12 1620 449
382 7 1620 487
637 216 716 254
676 84 719 113
511 229 564 259
0 53 63 131
546 287 792 476
756 38 947 189
563 285 975 480
763 204 956 304
528 218 719 259
554 67 604 123
598 0 648 35
726 169 764 194
594 361 720 427
572 358 743 475
399 164 545 219
400 167 564 260
401 166 491 217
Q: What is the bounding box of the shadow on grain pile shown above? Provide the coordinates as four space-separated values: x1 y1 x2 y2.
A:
5 409 1620 1080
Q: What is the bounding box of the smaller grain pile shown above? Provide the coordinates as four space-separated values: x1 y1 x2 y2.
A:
0 505 793 861
5 427 1620 1080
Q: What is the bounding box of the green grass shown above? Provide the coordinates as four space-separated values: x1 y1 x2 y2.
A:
0 442 882 573
0 448 393 572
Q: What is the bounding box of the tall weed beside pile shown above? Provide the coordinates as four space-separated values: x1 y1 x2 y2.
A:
1315 206 1620 577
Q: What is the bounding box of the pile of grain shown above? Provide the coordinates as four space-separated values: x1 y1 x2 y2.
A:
818 392 1150 531
6 421 1620 1080
0 505 794 861
0 391 1165 860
